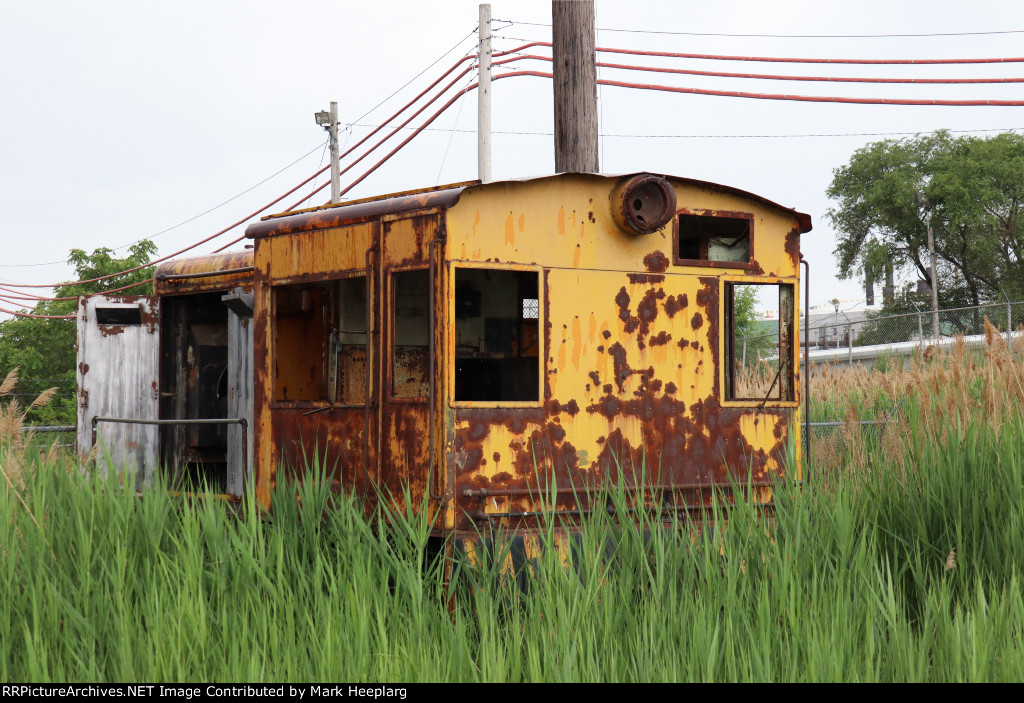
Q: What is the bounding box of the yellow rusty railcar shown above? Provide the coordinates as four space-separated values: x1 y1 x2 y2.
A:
243 172 810 536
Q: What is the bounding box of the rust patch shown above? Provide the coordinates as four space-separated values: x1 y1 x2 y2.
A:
615 287 631 322
588 371 601 387
663 293 687 318
665 382 677 394
698 276 721 397
627 273 665 285
643 250 670 273
608 342 632 392
602 329 611 340
563 399 580 416
690 312 703 330
636 288 665 339
649 331 672 347
493 452 501 462
784 225 801 269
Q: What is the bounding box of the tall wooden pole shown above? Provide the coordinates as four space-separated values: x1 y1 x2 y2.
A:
478 4 492 183
552 0 598 173
329 101 340 203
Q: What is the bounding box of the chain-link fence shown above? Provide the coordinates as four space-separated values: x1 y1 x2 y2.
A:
803 299 1024 353
735 299 1024 368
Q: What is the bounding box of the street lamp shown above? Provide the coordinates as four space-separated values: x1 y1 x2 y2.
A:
314 103 340 203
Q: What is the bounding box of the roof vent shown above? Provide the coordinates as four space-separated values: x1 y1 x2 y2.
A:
610 174 677 235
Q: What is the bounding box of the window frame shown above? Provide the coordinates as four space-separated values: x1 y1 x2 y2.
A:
720 276 799 408
448 262 545 409
388 265 432 404
269 270 371 409
673 208 756 271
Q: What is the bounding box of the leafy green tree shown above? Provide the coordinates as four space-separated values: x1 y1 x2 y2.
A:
826 130 1024 312
733 284 778 364
0 241 156 426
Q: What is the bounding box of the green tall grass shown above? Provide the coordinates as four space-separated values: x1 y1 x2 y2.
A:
2 401 1023 681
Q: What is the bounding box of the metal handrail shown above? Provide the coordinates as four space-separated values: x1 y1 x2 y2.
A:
90 417 248 481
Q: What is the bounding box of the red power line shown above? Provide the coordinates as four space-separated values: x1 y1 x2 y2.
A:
492 69 1024 106
510 52 1024 84
6 52 485 290
213 54 488 251
0 306 75 320
0 278 154 303
500 40 1024 65
595 44 1024 65
284 68 479 209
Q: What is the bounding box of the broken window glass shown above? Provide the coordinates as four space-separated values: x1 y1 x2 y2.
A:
677 211 752 265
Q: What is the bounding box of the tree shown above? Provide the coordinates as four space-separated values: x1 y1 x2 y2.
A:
0 241 156 426
826 130 1024 312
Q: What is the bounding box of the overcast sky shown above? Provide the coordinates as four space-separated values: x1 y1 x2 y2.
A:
2 0 1022 318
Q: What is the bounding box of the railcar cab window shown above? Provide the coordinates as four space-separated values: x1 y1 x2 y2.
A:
454 268 540 402
675 210 753 267
272 276 368 404
392 270 430 399
724 282 795 402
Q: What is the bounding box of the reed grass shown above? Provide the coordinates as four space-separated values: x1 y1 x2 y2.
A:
2 334 1024 682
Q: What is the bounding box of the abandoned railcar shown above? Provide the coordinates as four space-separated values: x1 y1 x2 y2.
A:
77 250 255 498
77 172 810 536
243 172 810 534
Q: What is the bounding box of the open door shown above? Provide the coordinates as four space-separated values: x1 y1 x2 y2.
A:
76 295 160 487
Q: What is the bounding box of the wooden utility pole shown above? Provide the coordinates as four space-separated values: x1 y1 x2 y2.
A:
329 101 340 203
552 0 598 173
478 4 492 183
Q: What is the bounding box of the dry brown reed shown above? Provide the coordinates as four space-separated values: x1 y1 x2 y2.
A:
0 366 60 488
807 320 1024 481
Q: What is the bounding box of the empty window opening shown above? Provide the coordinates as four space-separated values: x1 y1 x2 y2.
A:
273 276 368 404
455 268 540 402
331 276 368 405
677 211 752 265
724 282 795 402
392 270 430 399
95 305 143 325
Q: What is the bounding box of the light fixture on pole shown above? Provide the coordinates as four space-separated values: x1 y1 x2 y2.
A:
315 103 340 204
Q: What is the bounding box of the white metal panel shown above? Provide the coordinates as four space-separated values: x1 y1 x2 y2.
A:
76 295 160 486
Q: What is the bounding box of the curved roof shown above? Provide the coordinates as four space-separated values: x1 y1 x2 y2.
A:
244 172 812 240
153 250 254 296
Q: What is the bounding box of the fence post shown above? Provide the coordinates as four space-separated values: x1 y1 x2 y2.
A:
848 321 853 365
1002 289 1012 334
742 332 747 366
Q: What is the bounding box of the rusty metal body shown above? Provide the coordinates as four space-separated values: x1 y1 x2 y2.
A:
244 172 810 537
